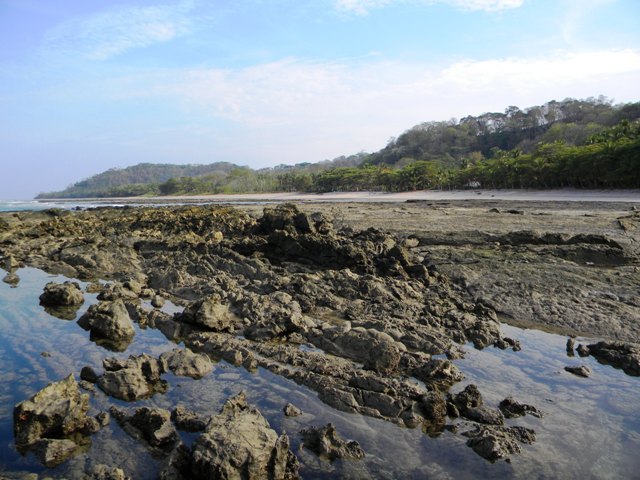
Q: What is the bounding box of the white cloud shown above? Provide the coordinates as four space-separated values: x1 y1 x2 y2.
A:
19 48 640 167
334 0 524 15
105 48 639 164
43 1 196 61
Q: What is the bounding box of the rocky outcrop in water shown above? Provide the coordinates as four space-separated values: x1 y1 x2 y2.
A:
39 281 85 306
77 299 135 350
162 392 299 479
587 341 640 376
2 203 541 467
110 406 179 456
13 375 98 467
97 353 168 401
159 348 213 379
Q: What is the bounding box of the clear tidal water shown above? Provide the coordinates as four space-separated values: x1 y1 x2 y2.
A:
0 267 639 479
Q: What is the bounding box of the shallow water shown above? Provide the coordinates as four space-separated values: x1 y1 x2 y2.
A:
0 268 638 479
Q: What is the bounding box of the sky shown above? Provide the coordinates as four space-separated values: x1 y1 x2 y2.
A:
1 0 639 199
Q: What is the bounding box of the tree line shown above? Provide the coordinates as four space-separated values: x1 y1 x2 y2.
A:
36 98 640 198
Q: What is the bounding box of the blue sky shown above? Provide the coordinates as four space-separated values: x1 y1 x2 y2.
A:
1 0 639 198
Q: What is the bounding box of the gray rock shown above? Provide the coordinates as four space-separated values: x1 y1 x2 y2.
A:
13 374 90 449
188 391 299 479
300 423 365 461
564 365 592 377
111 406 178 455
32 438 78 468
97 353 167 401
176 294 237 332
171 406 207 432
86 463 131 480
39 281 85 306
160 348 213 379
77 299 135 347
464 406 505 426
499 397 543 418
242 291 308 340
80 365 99 383
283 403 302 417
463 425 536 462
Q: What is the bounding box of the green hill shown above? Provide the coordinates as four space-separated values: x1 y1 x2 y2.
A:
36 97 640 198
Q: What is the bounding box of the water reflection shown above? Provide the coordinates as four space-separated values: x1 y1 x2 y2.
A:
0 267 638 479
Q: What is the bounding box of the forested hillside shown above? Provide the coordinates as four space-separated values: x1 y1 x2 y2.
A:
37 97 640 198
36 162 238 198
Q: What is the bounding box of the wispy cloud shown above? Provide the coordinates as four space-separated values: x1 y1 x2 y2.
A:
72 47 636 165
334 0 524 15
43 1 196 61
145 49 640 124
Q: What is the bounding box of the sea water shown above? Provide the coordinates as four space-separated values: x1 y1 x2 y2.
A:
0 267 639 479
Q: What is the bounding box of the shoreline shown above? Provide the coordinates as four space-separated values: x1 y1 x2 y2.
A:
35 188 640 205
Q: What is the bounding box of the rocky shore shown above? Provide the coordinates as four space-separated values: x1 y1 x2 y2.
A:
1 198 639 477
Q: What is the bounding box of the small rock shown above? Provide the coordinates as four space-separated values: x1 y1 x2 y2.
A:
151 295 165 309
576 344 590 357
283 403 302 417
32 438 78 468
564 365 592 377
77 299 135 348
498 397 543 419
300 423 365 461
80 365 99 383
566 338 575 356
171 405 207 432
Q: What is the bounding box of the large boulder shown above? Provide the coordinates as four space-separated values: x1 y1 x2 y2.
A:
184 391 299 479
97 354 167 401
39 281 85 306
300 423 365 461
77 299 135 350
13 375 93 466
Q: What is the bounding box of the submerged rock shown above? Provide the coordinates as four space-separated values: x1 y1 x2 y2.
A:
498 397 543 419
111 406 178 455
32 438 79 468
300 423 365 461
463 425 536 462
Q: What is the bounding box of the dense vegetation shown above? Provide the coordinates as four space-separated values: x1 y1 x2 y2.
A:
37 97 640 199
